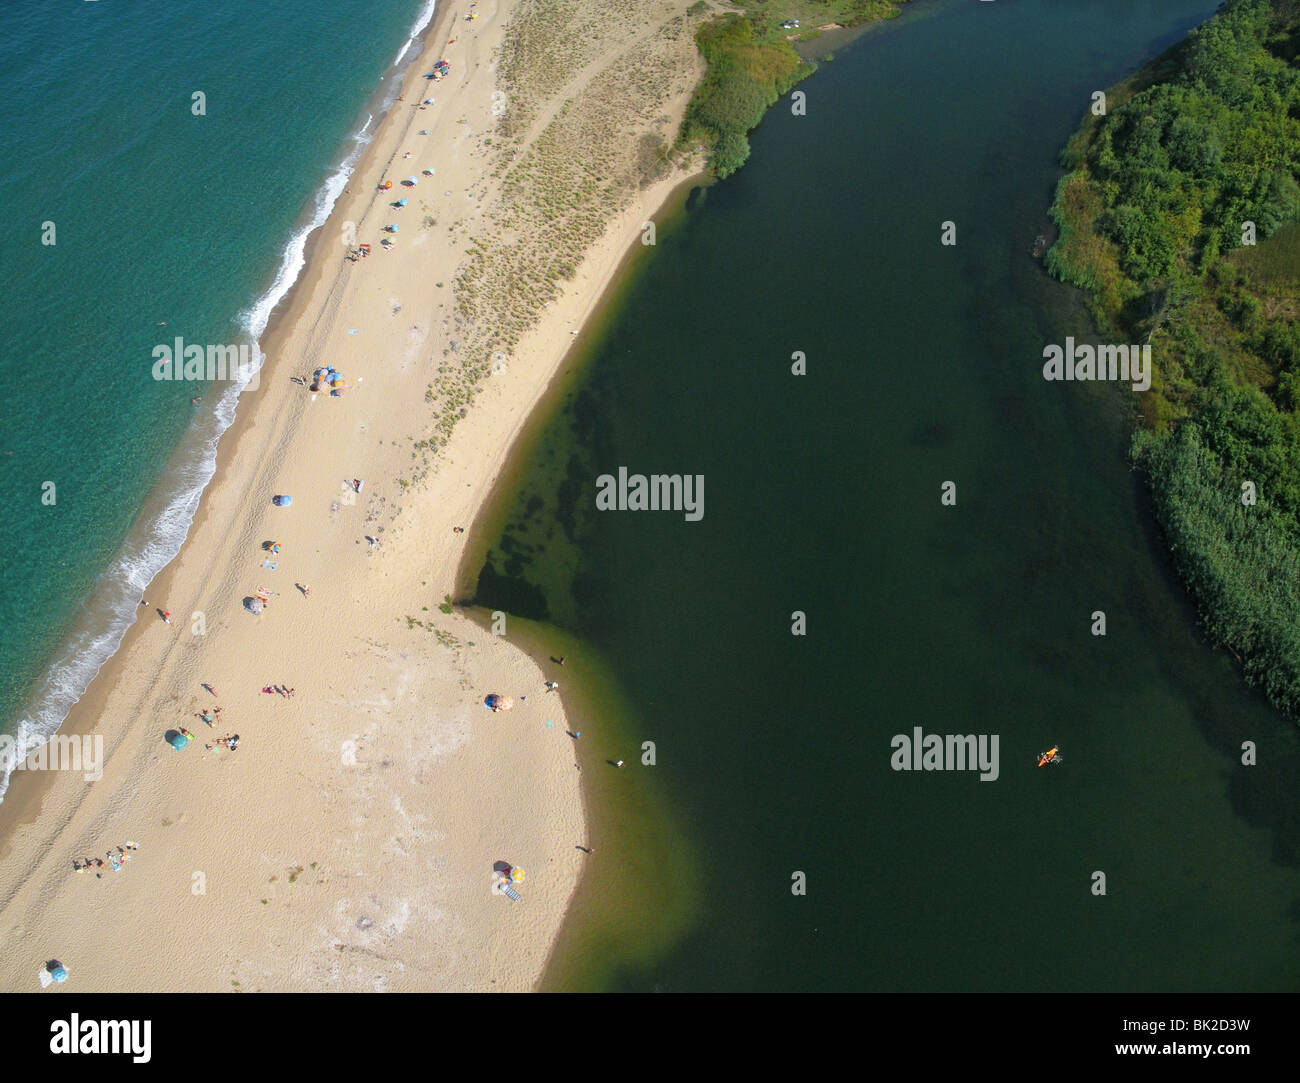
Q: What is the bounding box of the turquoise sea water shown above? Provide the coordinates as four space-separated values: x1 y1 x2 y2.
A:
475 0 1300 991
0 0 431 796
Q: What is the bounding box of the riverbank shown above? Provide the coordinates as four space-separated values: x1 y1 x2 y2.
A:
1045 0 1300 719
0 0 707 992
461 0 1300 993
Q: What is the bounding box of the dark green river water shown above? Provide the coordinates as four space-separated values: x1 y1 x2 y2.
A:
471 0 1300 991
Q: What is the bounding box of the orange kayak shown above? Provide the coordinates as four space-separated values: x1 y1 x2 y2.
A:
1037 747 1061 767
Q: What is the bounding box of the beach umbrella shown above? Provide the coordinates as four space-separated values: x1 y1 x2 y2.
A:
169 732 190 750
388 224 399 233
407 176 417 185
273 494 292 506
245 597 264 614
397 198 408 206
485 694 513 711
39 962 68 988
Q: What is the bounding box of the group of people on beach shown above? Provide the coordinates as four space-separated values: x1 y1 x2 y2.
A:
262 685 295 698
182 681 241 756
73 841 139 879
197 705 224 727
205 733 240 754
184 687 243 755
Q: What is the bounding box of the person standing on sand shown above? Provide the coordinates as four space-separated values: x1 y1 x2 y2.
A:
162 610 171 624
544 681 559 693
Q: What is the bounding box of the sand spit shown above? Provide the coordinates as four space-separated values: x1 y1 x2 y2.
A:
0 0 705 992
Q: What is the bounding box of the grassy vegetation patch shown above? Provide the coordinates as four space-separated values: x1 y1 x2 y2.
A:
1046 0 1300 716
680 2 907 177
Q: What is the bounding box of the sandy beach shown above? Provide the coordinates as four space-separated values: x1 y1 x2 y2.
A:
0 0 704 992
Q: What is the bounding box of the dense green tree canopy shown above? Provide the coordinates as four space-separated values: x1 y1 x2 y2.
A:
1048 0 1300 718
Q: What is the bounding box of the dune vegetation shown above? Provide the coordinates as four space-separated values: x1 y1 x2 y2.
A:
679 0 906 177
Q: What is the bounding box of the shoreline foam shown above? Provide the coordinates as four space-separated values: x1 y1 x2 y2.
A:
0 0 707 991
0 2 439 804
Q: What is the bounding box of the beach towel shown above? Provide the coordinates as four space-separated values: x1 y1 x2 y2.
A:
502 884 521 902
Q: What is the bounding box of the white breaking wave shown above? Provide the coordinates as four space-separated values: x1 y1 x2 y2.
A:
0 2 439 803
394 0 439 66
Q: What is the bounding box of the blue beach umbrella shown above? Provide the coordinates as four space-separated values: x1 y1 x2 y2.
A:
273 494 292 507
169 732 190 750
